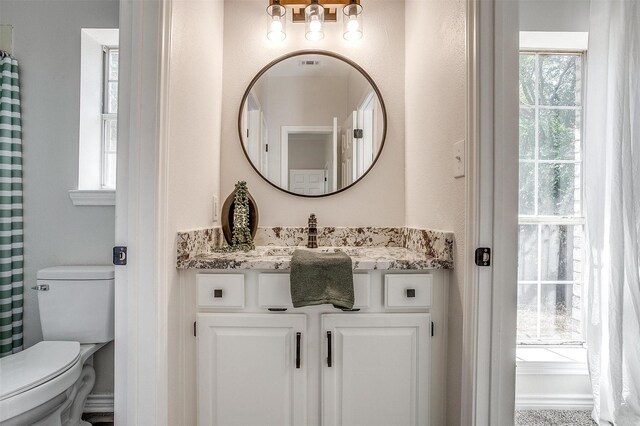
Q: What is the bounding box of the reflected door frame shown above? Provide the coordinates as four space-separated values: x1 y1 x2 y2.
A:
280 123 338 192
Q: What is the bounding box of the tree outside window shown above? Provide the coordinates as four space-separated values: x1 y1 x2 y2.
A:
517 52 585 344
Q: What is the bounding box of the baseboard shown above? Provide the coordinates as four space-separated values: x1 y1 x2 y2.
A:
516 393 593 410
83 393 114 413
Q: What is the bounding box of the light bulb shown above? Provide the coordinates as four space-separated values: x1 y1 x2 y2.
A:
342 2 363 41
347 16 359 32
270 18 283 33
309 16 322 33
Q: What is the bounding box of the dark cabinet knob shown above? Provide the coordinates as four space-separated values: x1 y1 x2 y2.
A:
406 288 416 298
213 289 223 298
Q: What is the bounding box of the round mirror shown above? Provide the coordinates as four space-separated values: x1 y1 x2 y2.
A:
239 50 387 197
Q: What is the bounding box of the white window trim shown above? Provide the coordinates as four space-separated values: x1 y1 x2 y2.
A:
69 189 116 206
72 28 119 206
520 31 589 51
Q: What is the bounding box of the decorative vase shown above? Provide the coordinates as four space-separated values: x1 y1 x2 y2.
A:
221 187 259 246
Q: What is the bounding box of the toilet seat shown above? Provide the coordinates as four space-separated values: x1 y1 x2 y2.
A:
0 341 82 422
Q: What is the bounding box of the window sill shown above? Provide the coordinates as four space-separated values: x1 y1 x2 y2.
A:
516 346 588 376
68 189 115 206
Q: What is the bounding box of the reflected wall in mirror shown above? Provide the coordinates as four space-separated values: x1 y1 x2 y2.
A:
239 51 386 197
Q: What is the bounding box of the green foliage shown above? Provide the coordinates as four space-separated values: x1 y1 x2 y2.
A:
518 53 582 217
231 181 255 251
217 181 255 253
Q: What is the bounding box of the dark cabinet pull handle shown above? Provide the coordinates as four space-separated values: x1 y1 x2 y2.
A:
296 332 301 369
213 289 223 298
406 288 416 298
327 331 332 367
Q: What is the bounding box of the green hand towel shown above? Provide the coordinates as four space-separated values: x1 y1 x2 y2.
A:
290 249 354 309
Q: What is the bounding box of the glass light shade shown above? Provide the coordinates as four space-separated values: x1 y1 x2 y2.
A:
305 1 325 41
343 2 363 41
267 2 286 41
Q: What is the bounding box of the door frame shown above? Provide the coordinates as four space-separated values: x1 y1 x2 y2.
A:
115 0 520 423
461 0 519 424
280 125 335 190
115 0 172 423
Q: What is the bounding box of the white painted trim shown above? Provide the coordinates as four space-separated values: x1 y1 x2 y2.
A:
520 31 589 51
461 0 479 423
280 125 334 189
462 0 519 424
68 190 115 206
115 0 172 424
517 362 589 376
515 393 593 411
83 393 115 413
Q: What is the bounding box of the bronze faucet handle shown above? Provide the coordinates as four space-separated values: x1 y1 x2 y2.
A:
307 214 318 248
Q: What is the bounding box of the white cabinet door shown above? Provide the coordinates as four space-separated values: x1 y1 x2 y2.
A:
197 314 307 426
322 314 431 426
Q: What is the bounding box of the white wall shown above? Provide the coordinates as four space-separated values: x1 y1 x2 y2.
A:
520 0 590 33
289 134 332 170
221 0 405 227
0 0 118 395
404 0 467 424
165 0 225 423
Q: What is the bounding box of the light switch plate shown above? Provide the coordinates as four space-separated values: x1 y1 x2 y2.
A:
212 195 219 223
453 140 465 178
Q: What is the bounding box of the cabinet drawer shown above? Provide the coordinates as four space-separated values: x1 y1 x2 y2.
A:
384 274 432 309
197 274 245 309
259 273 370 309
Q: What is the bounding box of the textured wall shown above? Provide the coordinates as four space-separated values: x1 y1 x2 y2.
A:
404 0 467 424
166 0 225 423
520 0 590 32
220 0 406 227
0 0 119 395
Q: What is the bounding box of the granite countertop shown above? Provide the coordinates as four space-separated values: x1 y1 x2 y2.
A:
178 245 452 270
176 227 454 270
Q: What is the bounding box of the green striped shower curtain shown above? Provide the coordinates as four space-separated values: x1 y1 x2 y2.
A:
0 53 23 357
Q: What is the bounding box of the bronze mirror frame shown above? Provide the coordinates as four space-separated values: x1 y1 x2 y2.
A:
237 50 388 198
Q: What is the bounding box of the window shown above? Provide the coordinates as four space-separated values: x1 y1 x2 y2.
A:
102 46 118 189
517 52 585 344
71 28 118 206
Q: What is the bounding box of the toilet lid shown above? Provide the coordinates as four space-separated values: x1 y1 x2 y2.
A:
0 341 81 400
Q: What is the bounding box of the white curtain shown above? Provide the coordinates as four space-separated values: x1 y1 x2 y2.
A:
585 1 640 425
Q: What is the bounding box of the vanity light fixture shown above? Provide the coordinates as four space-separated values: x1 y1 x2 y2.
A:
267 0 287 41
342 0 362 41
265 0 363 42
305 0 325 41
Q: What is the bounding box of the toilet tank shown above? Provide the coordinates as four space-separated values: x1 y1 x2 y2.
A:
36 266 114 343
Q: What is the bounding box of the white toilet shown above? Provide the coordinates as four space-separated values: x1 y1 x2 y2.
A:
0 266 114 426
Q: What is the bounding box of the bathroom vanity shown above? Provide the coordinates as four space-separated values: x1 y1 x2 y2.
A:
173 49 455 426
177 227 453 426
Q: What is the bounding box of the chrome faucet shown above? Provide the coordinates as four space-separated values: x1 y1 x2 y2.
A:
307 214 318 248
